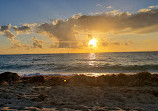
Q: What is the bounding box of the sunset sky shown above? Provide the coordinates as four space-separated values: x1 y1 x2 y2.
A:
0 0 158 54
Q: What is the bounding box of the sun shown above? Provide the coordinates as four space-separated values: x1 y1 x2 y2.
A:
88 38 97 48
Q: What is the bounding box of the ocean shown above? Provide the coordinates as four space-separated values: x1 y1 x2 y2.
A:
0 52 158 76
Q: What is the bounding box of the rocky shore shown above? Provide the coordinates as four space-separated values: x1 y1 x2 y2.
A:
0 72 158 111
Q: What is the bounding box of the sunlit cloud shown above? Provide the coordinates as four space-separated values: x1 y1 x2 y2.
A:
11 39 29 49
4 30 16 40
138 8 152 13
148 5 158 9
106 6 112 9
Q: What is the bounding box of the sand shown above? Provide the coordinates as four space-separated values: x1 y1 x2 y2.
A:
0 72 158 111
0 82 158 111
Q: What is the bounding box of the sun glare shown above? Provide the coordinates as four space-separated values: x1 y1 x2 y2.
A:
88 38 97 48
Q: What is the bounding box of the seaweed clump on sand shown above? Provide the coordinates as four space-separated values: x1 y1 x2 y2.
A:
0 71 158 87
0 72 20 84
63 72 158 87
21 75 45 84
24 72 158 87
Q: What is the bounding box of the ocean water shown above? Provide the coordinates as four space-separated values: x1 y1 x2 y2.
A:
0 52 158 76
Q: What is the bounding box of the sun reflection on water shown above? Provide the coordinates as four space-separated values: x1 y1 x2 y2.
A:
88 53 97 66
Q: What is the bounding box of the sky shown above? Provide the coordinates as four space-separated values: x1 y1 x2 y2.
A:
0 0 158 54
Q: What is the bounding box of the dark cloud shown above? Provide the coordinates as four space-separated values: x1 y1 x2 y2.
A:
0 24 11 31
101 41 108 46
13 26 30 31
37 20 77 41
58 41 79 48
113 42 120 46
37 18 78 48
125 41 134 46
76 9 158 34
13 25 31 34
102 41 121 46
50 41 80 48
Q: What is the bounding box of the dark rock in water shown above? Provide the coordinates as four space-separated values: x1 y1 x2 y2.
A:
0 72 20 83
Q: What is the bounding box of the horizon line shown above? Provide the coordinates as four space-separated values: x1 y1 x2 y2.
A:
0 50 158 56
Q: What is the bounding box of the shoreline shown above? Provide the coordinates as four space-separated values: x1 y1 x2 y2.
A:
2 71 157 77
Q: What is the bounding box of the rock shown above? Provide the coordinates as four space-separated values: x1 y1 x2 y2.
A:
0 72 20 83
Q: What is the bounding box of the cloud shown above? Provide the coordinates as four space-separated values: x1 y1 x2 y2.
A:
37 18 78 48
148 5 158 9
12 23 37 35
35 8 158 48
37 19 77 41
10 39 29 49
0 24 29 49
113 42 120 46
3 30 28 49
75 9 158 34
138 8 151 13
1 7 158 50
96 4 102 7
101 41 108 46
58 41 79 48
13 25 30 32
125 41 134 46
72 13 82 19
4 30 16 40
32 36 43 48
102 41 121 46
0 24 11 32
96 4 112 9
106 6 112 9
13 25 32 35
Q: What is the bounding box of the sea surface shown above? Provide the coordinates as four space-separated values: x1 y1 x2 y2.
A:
0 52 158 76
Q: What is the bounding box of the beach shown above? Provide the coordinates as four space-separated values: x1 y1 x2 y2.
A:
0 72 158 111
1 0 158 110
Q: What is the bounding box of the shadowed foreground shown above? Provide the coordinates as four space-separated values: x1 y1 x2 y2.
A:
0 72 158 111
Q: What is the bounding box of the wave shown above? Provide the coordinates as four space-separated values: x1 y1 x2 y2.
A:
2 63 158 73
0 64 33 70
64 64 158 72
